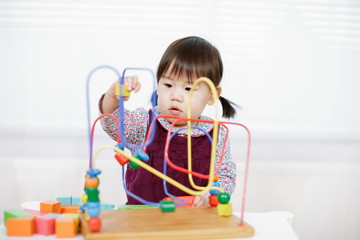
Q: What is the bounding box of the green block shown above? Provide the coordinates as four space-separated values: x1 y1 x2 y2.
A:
4 209 34 226
160 200 176 212
117 205 157 210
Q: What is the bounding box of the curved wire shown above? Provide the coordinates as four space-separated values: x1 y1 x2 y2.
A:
86 65 121 169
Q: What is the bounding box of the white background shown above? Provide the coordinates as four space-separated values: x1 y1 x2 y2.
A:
0 1 359 240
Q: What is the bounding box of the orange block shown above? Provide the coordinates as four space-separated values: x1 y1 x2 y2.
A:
7 216 36 237
61 205 80 214
40 200 61 214
61 213 80 233
56 218 75 238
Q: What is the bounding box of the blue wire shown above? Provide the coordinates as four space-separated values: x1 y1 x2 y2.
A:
118 67 157 150
86 65 121 169
121 165 160 207
121 126 212 208
163 126 213 206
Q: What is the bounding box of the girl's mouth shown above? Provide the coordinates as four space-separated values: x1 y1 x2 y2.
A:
170 106 182 115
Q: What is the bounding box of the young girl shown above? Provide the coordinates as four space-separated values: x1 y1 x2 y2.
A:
100 36 237 207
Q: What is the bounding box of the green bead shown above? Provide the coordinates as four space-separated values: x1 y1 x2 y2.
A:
129 156 141 169
160 200 176 212
86 188 100 202
217 192 230 204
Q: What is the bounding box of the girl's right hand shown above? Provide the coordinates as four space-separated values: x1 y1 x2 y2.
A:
101 76 141 114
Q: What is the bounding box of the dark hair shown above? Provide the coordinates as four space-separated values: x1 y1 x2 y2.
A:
156 36 238 119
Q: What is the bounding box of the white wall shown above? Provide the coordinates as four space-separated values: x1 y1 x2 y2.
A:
1 1 360 240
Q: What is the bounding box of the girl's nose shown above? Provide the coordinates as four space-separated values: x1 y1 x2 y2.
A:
170 89 183 102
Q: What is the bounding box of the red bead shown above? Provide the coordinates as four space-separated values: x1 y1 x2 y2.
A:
88 217 101 232
209 194 219 207
115 153 129 166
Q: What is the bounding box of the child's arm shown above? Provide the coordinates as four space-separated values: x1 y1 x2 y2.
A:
216 126 236 195
99 75 148 145
101 76 141 114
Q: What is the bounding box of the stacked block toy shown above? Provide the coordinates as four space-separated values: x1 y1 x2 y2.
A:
4 195 84 237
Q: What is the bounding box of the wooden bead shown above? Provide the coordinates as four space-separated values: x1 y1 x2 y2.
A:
160 200 176 212
217 203 232 216
81 193 88 204
217 192 230 204
86 188 99 202
136 149 149 161
115 153 129 166
209 194 219 208
129 157 141 169
88 217 101 232
209 181 220 195
85 177 99 188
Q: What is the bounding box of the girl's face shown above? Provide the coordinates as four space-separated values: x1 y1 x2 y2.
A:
157 69 216 129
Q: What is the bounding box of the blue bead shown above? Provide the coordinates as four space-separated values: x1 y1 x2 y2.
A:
87 169 102 177
80 204 86 212
87 201 100 217
136 149 149 161
210 181 220 195
115 143 125 150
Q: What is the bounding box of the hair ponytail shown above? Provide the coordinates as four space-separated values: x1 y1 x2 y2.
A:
219 96 239 119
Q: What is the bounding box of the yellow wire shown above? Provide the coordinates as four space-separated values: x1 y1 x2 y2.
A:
92 145 223 196
187 77 219 191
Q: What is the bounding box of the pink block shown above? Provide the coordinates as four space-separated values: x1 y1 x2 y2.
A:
35 215 56 236
23 209 47 216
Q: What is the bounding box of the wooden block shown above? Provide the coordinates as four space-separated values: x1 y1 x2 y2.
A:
4 209 34 226
6 216 35 237
40 200 61 214
35 214 56 236
23 209 48 216
61 205 81 214
80 208 254 239
44 212 62 218
57 194 72 205
71 195 82 205
56 218 75 238
100 202 115 210
61 213 80 233
115 83 130 97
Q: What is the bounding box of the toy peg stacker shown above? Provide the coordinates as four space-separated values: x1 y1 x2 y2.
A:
80 66 254 239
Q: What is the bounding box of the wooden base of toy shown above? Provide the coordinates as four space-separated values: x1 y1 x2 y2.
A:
79 208 254 239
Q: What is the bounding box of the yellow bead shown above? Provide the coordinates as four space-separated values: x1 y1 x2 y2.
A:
217 203 232 216
81 193 88 204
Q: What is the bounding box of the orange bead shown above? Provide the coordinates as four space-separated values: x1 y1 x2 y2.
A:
88 217 101 232
85 177 99 188
213 175 219 181
209 194 219 208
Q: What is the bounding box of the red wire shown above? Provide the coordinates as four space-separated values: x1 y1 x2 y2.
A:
90 114 120 169
143 115 227 179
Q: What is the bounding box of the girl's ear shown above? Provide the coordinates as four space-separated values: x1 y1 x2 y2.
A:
208 86 222 105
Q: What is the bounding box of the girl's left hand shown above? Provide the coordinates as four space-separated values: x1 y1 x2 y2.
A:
192 196 210 207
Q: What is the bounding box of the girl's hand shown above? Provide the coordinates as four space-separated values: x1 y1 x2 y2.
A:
192 196 210 207
101 76 141 113
123 75 141 101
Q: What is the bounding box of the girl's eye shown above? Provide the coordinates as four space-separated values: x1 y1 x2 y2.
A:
185 87 192 91
165 83 172 88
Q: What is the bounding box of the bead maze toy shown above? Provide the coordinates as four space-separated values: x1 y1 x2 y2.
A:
80 66 254 239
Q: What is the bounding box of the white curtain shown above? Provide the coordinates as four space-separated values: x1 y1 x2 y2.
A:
0 0 359 140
